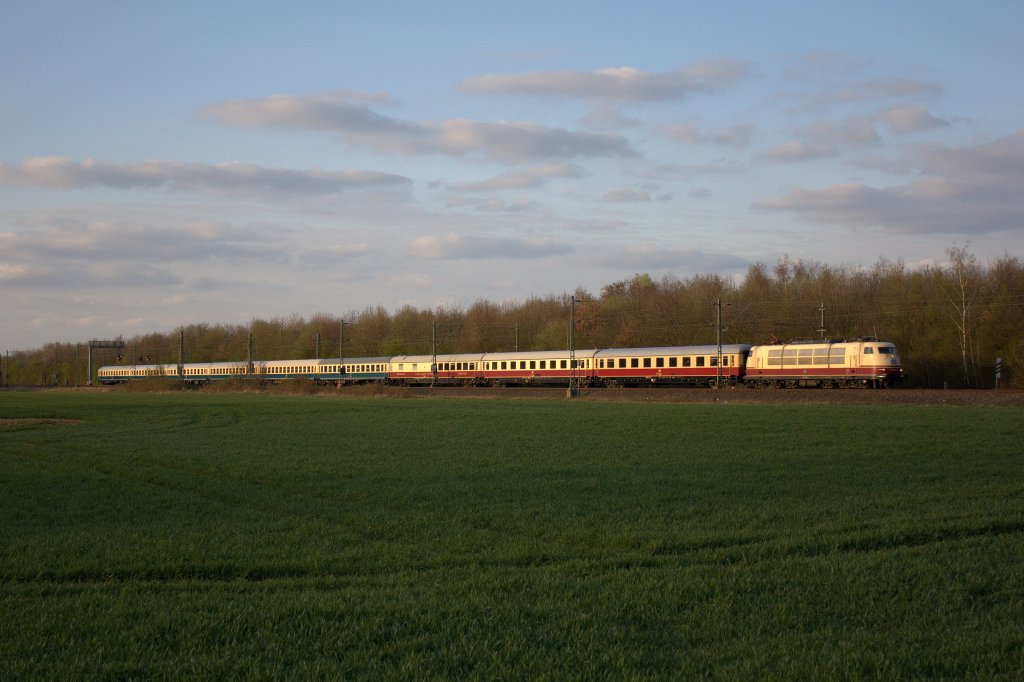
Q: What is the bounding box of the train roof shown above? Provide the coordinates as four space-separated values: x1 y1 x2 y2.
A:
750 338 896 349
481 349 598 361
390 353 487 363
259 356 390 366
594 344 751 357
97 363 173 372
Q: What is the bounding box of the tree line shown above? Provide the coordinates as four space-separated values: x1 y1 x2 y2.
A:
5 248 1022 389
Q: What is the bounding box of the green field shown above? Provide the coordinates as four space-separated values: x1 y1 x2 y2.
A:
1 391 1022 679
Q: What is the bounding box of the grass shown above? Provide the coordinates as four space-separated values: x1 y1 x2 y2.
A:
1 391 1022 679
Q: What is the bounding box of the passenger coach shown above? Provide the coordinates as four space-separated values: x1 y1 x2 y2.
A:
593 345 751 386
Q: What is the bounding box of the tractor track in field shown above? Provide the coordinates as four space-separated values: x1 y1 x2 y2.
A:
331 385 1024 407
35 384 1024 406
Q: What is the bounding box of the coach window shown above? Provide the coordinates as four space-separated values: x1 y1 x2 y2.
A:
696 357 705 367
643 358 651 368
669 357 677 368
527 361 534 370
630 358 639 368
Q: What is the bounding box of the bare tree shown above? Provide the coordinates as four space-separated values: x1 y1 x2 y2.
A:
942 245 981 387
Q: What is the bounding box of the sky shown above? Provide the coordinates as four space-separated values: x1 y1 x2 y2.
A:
2 1 1023 350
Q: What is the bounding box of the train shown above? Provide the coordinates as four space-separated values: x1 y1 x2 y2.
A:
97 337 903 388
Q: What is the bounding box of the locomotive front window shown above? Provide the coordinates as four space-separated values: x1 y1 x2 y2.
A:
864 347 874 354
878 346 896 355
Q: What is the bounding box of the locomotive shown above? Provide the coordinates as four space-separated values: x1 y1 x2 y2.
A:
97 337 902 388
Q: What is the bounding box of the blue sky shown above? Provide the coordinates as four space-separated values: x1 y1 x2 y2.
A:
3 1 1023 349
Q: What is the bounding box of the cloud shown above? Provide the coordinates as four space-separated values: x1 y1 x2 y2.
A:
833 78 944 103
598 244 748 271
757 117 883 162
201 91 414 135
881 105 950 134
459 61 750 101
602 188 651 203
446 198 540 213
0 216 381 296
297 242 372 266
450 163 580 191
659 123 701 144
0 259 181 289
757 141 837 162
782 54 946 120
713 124 756 148
805 118 881 148
2 220 285 262
578 106 641 130
651 161 744 178
659 122 756 148
0 157 410 195
753 130 1024 234
408 233 572 260
202 92 634 164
